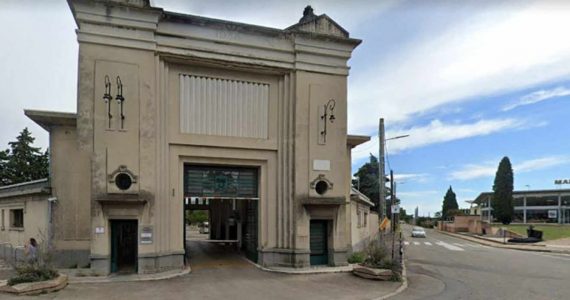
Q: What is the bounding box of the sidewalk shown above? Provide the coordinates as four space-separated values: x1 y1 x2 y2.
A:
437 230 570 254
61 266 191 284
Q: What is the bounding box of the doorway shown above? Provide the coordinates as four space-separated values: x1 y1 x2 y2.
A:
310 220 329 266
111 220 138 273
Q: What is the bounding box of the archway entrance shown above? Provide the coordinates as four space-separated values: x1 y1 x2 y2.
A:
183 165 259 266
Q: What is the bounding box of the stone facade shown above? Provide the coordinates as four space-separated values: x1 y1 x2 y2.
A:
21 0 369 274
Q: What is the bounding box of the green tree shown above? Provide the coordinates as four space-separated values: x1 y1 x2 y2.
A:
352 154 380 211
0 149 10 186
185 210 209 225
0 128 49 186
441 186 458 220
492 156 514 224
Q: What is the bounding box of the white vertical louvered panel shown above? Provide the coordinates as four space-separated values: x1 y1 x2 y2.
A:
180 75 269 139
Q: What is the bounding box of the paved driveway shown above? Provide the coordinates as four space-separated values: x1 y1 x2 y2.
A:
6 240 400 300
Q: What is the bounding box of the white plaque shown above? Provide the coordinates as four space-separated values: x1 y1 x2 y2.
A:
548 210 557 218
95 227 105 234
391 205 400 214
313 160 331 171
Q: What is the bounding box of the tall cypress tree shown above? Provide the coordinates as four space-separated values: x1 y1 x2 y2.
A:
441 186 458 220
492 157 514 224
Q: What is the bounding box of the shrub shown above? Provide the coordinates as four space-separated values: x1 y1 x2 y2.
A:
363 242 388 268
8 265 58 286
347 252 365 264
7 233 58 286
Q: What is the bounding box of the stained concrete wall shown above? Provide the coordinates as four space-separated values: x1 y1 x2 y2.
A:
0 193 48 263
63 0 362 272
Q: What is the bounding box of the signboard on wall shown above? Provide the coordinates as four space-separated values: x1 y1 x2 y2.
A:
548 210 558 219
140 226 153 244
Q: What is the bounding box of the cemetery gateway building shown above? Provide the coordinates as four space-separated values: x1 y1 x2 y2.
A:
0 0 376 274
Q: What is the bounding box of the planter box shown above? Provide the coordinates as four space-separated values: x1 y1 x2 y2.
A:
353 266 393 281
0 274 68 296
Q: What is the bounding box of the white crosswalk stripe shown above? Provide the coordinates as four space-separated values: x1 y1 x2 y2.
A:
404 239 491 251
436 241 464 251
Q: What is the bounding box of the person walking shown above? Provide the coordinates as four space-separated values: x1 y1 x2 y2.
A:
25 238 38 263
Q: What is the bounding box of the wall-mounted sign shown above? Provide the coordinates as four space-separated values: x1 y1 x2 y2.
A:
95 227 105 234
548 210 558 219
555 179 570 185
313 160 331 171
140 226 153 244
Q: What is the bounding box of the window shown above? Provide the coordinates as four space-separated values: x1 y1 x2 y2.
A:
514 197 524 207
363 212 368 227
1 209 4 230
10 209 24 229
526 209 558 223
526 196 558 207
357 210 362 228
562 196 570 206
513 209 524 223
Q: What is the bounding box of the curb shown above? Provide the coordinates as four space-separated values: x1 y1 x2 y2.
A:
244 255 407 299
375 251 408 300
243 256 353 275
437 230 570 254
68 266 191 284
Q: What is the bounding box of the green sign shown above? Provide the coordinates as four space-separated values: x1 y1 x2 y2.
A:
184 165 258 198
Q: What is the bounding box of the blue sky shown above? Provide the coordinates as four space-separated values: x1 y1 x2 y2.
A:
0 0 569 216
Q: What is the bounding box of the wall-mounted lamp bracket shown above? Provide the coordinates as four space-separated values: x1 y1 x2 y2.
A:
319 99 336 144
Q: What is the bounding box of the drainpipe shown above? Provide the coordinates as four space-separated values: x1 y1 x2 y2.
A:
47 197 57 251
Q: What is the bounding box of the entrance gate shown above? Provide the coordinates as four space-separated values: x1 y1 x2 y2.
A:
183 165 259 263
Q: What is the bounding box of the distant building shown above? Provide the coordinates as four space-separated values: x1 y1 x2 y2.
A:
473 189 570 224
465 200 480 216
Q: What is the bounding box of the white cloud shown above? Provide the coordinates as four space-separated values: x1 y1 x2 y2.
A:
393 173 429 183
349 1 570 133
351 118 525 161
449 155 570 180
502 86 570 111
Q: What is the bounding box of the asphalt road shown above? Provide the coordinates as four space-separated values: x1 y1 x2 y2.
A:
394 225 570 300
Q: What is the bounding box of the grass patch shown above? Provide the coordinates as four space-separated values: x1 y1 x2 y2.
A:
347 252 365 264
492 224 570 241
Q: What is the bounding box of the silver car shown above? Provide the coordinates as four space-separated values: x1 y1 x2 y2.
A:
411 226 426 238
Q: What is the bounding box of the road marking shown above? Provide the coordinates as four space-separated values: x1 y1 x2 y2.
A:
436 240 464 251
404 241 410 245
413 242 420 245
453 243 464 246
424 242 432 246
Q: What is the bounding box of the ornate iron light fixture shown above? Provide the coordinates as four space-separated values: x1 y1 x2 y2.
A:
320 99 336 143
103 75 113 128
116 76 125 129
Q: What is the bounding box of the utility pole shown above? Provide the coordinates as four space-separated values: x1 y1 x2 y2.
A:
378 118 386 220
390 170 394 231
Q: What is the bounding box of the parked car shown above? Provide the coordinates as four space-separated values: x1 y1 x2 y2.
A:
411 226 426 238
199 222 209 234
